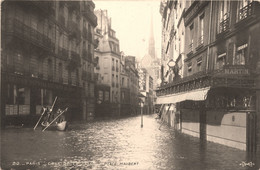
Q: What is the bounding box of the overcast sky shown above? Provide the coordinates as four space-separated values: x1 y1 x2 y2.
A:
94 0 162 60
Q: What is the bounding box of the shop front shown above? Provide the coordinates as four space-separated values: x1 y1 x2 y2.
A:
1 73 82 127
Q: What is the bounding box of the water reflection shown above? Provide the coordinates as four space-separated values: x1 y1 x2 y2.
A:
1 114 259 169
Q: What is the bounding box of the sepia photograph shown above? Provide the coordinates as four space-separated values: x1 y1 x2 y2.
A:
0 0 260 169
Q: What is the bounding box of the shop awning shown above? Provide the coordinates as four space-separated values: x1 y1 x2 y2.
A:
156 87 210 104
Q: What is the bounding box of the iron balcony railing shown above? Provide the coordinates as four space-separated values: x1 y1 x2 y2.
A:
82 6 97 27
219 17 230 33
68 20 81 40
198 35 204 46
187 42 193 55
238 2 253 21
5 19 52 51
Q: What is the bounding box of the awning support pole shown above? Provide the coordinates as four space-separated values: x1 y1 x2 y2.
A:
159 103 172 130
157 104 165 117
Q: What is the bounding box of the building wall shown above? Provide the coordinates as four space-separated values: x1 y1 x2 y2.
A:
1 1 97 125
159 0 260 153
94 9 121 117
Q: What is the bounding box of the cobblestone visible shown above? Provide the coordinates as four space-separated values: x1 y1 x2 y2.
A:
1 114 259 169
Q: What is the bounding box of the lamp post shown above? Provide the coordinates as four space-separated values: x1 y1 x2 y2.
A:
139 95 145 128
140 100 144 128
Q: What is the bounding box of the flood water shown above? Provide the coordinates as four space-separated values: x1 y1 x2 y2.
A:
1 114 260 170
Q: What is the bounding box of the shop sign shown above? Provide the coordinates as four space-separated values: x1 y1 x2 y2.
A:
223 66 249 75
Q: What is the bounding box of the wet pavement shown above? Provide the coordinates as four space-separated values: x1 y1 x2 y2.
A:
1 114 260 170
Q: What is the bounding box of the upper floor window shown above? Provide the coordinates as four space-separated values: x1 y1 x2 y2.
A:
234 44 247 65
189 23 194 52
188 62 192 72
199 13 204 45
216 53 226 69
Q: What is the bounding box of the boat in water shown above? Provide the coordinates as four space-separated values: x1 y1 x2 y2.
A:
41 121 67 131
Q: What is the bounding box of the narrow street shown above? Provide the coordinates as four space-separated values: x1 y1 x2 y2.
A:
1 114 259 170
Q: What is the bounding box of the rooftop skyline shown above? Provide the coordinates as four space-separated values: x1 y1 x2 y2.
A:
94 1 162 60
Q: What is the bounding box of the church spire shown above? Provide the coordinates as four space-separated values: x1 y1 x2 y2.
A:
148 9 156 59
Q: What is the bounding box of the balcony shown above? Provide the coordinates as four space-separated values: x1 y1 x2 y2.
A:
156 65 254 97
68 51 81 70
187 42 193 57
82 7 98 27
68 20 81 40
237 2 260 23
31 1 55 16
5 19 52 52
196 35 204 50
67 1 80 12
219 17 229 33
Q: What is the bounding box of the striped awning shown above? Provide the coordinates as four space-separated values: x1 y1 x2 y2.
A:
156 87 210 104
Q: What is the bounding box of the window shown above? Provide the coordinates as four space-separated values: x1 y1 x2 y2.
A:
188 63 192 72
189 23 194 52
112 91 114 103
122 77 125 86
218 1 230 33
197 57 202 72
199 13 204 45
104 91 110 102
58 63 63 82
47 59 53 80
234 44 247 65
98 90 103 101
216 53 226 69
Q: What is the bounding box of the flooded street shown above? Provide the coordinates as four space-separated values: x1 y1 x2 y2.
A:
1 114 260 170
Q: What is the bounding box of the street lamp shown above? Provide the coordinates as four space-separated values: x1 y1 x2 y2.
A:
139 93 145 128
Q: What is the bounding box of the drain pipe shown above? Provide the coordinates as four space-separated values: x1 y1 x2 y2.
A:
206 0 213 73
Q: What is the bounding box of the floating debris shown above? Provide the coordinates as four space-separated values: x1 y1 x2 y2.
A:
239 161 255 167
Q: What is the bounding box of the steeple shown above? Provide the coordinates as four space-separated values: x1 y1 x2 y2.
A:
148 9 156 59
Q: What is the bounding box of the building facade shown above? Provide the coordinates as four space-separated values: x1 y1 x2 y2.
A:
158 0 260 153
94 9 121 117
139 68 154 114
125 56 140 115
1 1 97 126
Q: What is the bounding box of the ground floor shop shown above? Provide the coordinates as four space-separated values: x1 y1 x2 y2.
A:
1 73 84 127
158 87 259 152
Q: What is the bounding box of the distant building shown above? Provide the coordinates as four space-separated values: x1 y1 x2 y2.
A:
1 1 97 126
125 56 140 115
138 68 154 114
94 9 121 117
158 0 260 153
140 11 161 90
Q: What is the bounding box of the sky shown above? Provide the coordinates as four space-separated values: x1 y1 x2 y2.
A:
94 0 162 60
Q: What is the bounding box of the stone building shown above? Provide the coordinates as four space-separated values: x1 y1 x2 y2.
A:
158 0 260 153
139 68 154 114
1 1 97 126
125 56 140 115
94 9 121 117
